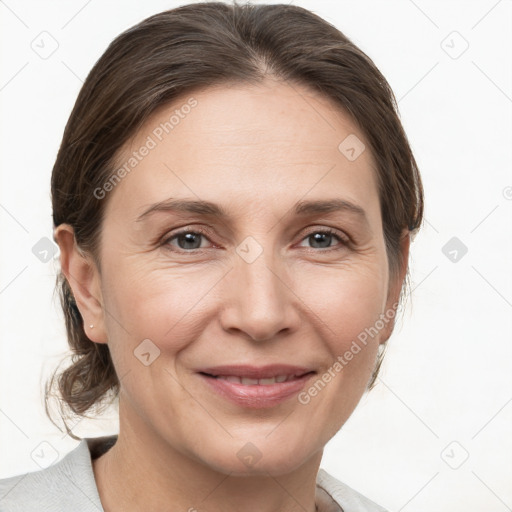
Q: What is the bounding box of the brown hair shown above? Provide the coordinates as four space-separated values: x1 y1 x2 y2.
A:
47 1 423 431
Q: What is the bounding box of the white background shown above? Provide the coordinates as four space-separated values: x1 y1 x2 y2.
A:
0 0 511 510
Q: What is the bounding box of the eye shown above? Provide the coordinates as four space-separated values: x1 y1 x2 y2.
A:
163 229 213 251
298 229 348 250
161 227 348 253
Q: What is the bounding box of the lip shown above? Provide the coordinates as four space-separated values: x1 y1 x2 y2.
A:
196 364 316 408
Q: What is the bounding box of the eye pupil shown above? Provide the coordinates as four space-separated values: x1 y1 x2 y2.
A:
309 232 332 248
178 232 202 249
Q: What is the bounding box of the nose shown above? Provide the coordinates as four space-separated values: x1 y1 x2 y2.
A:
219 243 301 342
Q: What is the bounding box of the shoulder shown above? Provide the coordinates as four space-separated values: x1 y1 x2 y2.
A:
316 468 388 512
0 436 114 512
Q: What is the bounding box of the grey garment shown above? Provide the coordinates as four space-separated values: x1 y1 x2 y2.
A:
0 436 387 512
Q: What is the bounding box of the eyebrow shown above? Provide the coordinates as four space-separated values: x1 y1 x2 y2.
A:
136 197 369 227
136 198 229 222
294 199 369 225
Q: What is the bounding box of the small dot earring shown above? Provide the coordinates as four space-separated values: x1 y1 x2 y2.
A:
89 324 94 329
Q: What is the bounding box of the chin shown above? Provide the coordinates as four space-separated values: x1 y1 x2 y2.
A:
191 435 319 477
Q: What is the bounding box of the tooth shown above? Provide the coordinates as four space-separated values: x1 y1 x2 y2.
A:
215 375 294 385
241 377 259 385
224 376 241 383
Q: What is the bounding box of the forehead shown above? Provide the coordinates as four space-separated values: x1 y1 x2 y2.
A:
105 79 380 223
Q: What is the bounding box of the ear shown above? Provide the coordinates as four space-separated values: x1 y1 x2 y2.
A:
379 230 411 345
54 224 108 344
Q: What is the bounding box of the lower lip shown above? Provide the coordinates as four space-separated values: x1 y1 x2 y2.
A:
199 373 314 408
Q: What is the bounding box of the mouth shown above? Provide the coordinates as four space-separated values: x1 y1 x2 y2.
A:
204 374 305 385
196 365 316 408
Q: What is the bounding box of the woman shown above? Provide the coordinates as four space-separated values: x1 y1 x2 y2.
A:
0 2 423 511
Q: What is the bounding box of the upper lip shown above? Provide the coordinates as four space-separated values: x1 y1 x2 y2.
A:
197 364 315 379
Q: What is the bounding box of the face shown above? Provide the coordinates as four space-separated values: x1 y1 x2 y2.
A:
60 79 407 476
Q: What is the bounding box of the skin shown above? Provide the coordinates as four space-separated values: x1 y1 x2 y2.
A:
55 78 409 512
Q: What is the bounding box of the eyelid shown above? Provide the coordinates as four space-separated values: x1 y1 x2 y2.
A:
160 225 351 254
161 226 215 249
296 226 350 249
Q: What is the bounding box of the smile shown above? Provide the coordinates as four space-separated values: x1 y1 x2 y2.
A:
212 374 299 385
196 365 316 408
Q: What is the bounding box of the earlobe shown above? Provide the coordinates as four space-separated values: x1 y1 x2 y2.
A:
379 230 411 345
53 224 108 344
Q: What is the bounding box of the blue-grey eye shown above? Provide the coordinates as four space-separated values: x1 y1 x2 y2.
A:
299 229 345 249
166 231 209 250
308 232 335 248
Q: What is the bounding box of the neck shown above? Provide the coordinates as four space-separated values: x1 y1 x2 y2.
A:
92 400 322 512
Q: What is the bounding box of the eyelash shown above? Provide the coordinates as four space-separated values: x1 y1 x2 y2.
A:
161 227 349 253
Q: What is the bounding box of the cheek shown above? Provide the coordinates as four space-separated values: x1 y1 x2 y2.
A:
102 251 388 340
294 262 388 405
100 242 389 383
100 259 227 352
295 260 388 345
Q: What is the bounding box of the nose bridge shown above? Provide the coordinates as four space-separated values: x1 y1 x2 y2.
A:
238 239 280 296
221 236 298 341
